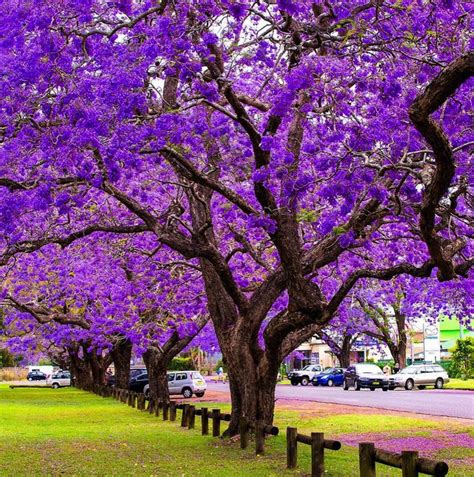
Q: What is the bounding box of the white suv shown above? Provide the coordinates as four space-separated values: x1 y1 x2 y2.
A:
287 365 323 386
144 371 206 399
47 371 71 388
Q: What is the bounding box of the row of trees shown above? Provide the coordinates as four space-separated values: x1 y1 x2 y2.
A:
0 1 472 434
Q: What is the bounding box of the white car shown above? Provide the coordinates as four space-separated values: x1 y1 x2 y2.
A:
47 371 71 388
388 364 449 390
143 371 207 399
287 365 323 386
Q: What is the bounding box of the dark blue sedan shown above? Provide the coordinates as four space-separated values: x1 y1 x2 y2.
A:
311 368 345 387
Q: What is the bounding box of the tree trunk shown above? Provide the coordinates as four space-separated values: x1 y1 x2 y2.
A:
68 352 93 390
221 337 279 436
143 349 170 402
337 335 353 368
111 338 132 388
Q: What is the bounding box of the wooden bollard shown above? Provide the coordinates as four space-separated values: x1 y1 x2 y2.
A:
188 406 196 429
240 416 249 449
170 402 177 421
181 404 190 427
212 409 221 437
201 408 209 435
255 420 265 455
311 433 325 477
131 393 136 408
359 443 376 477
287 427 298 469
155 400 161 417
402 451 419 477
162 401 169 420
148 398 155 414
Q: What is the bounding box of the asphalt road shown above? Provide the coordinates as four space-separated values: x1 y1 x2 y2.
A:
206 382 474 419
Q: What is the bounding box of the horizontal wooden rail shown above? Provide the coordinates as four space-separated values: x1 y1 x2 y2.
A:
287 427 341 477
359 442 449 477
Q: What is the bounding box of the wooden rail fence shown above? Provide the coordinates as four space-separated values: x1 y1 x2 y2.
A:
286 426 341 477
359 442 449 477
85 386 450 476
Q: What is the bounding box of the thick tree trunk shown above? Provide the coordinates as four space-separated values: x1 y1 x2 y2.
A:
69 353 93 390
111 338 132 389
221 338 279 436
337 335 353 368
143 349 170 402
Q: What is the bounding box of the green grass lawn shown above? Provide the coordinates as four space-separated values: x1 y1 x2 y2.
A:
0 385 472 476
445 378 474 390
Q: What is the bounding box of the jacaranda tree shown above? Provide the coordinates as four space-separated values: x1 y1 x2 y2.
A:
0 1 472 431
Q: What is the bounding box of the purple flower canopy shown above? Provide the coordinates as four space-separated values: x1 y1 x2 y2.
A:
0 1 472 370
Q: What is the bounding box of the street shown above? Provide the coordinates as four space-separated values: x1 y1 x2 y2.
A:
206 382 474 419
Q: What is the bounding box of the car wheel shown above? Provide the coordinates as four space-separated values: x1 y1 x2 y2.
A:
388 386 395 391
182 387 193 398
327 379 334 387
52 383 59 389
195 392 205 398
382 387 388 392
370 387 375 391
405 379 414 391
435 378 444 389
417 385 426 390
355 380 361 391
300 377 309 386
291 379 299 386
343 380 349 391
312 381 319 387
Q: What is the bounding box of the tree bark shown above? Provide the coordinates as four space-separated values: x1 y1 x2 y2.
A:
111 338 132 388
143 349 171 402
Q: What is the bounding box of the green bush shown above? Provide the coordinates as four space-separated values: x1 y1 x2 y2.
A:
168 357 195 371
450 337 474 380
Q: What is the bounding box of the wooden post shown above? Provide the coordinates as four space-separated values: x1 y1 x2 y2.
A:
131 393 136 408
188 405 196 429
201 408 209 435
287 427 298 469
148 398 155 414
402 451 419 477
239 416 249 449
169 402 177 421
212 409 221 437
162 401 169 420
311 433 325 477
255 420 265 455
359 443 376 477
181 404 190 427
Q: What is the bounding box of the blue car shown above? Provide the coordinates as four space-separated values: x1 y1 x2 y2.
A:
312 368 345 387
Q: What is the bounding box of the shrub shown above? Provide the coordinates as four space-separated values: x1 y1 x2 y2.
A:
168 357 195 371
0 367 28 381
450 337 474 380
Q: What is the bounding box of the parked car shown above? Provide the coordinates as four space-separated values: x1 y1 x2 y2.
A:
312 368 345 387
27 370 47 381
107 368 146 387
287 365 323 386
47 371 71 388
143 371 207 399
388 364 449 390
343 363 389 391
129 371 149 393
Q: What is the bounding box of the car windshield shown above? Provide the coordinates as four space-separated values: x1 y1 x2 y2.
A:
357 365 383 374
302 365 317 371
321 368 335 375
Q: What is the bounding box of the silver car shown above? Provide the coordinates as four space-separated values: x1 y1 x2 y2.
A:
388 364 449 390
47 371 71 388
144 371 206 399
